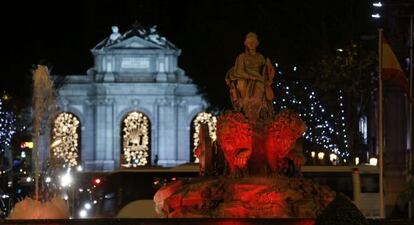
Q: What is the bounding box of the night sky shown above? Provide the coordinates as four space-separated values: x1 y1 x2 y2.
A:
1 1 381 108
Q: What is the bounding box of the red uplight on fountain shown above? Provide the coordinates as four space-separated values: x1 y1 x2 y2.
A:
153 32 336 219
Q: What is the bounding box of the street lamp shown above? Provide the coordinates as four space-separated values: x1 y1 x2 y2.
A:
371 13 381 18
369 157 378 166
79 209 87 218
60 170 72 187
373 2 382 7
355 157 360 165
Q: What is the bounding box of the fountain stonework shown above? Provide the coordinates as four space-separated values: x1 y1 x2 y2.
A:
154 33 336 218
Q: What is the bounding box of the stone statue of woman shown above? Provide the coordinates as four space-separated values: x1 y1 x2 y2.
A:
226 32 275 122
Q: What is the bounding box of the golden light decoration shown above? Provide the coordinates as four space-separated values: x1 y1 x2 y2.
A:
122 112 150 167
51 112 80 167
192 112 217 162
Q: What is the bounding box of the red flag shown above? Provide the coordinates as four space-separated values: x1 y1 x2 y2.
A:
381 38 413 102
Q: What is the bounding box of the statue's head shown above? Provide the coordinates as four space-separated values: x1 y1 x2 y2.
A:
111 26 119 33
244 32 259 50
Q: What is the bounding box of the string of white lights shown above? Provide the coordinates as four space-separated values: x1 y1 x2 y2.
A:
192 112 217 162
274 78 350 159
51 112 80 167
0 99 16 155
122 112 150 167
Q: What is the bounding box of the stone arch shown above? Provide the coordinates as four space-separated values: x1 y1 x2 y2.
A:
117 107 155 126
186 106 205 129
189 112 217 163
120 111 152 168
50 112 82 167
115 107 154 167
55 105 85 126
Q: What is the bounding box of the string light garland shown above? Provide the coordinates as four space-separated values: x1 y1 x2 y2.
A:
0 99 16 155
122 112 150 167
51 112 80 167
192 112 217 162
274 78 350 159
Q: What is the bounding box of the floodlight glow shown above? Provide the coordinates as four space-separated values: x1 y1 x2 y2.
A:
79 209 87 218
45 177 52 183
84 203 91 210
26 177 32 182
60 172 72 187
77 165 83 172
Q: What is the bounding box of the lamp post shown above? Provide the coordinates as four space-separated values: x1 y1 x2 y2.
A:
408 12 413 220
371 1 414 218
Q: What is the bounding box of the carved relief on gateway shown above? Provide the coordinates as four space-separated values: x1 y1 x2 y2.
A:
121 57 150 69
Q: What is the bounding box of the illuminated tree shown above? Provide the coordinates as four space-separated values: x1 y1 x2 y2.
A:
273 78 349 160
302 44 375 159
0 98 16 154
0 98 16 168
270 44 375 163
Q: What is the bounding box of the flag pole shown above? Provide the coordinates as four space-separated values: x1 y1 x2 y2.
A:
408 13 413 220
378 28 385 218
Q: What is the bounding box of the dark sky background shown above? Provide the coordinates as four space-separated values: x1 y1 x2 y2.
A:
0 0 393 109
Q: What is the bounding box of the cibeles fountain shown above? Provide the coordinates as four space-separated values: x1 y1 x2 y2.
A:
154 33 336 218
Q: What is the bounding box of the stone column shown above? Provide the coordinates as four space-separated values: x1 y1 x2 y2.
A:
156 97 178 166
94 98 115 171
177 99 190 164
83 99 96 171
